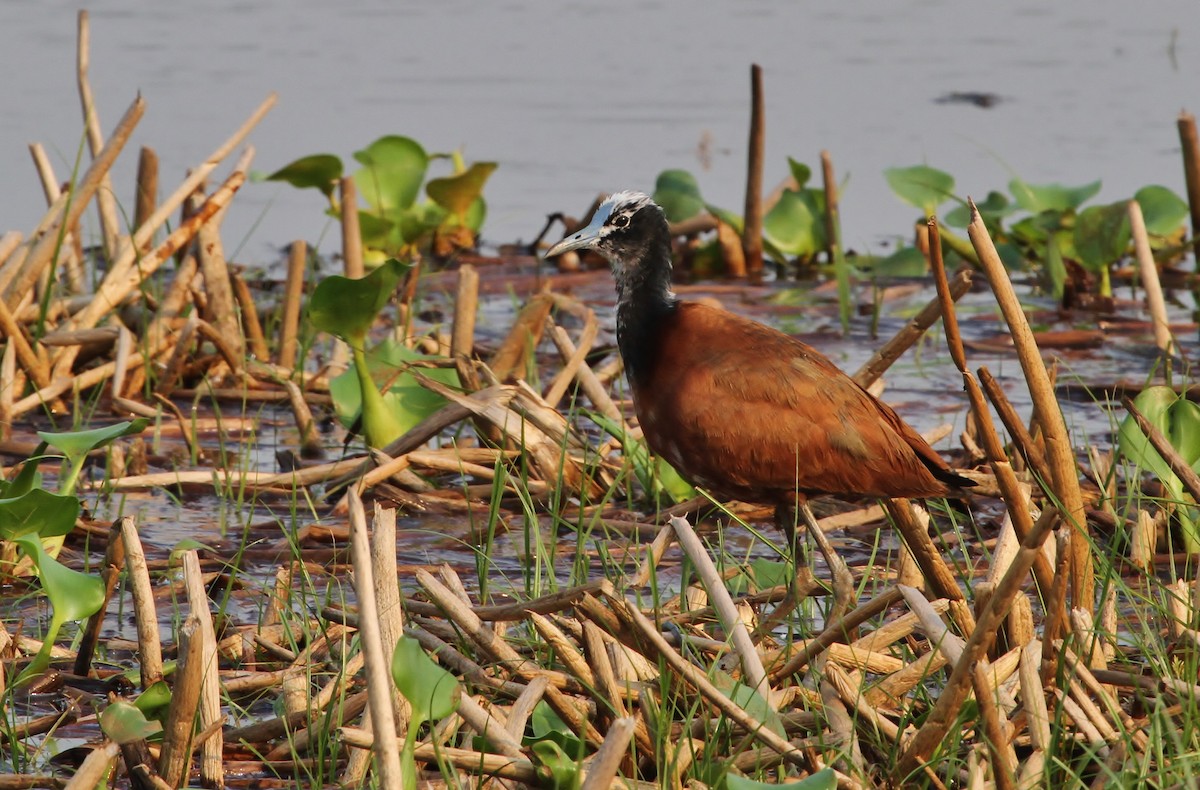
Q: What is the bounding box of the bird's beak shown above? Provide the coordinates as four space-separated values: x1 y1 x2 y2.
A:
545 217 604 258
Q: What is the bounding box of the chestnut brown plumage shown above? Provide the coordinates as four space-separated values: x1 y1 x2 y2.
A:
546 191 971 523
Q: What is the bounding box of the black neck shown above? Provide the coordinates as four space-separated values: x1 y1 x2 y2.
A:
614 225 676 385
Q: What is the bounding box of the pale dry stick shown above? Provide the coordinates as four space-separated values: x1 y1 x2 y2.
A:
13 349 147 418
883 498 974 634
971 662 1018 790
865 649 949 708
134 146 159 232
0 341 14 441
820 674 864 775
104 456 367 492
0 294 52 391
1059 643 1148 752
1055 689 1109 755
580 717 636 790
346 490 404 790
1180 111 1200 247
28 143 84 294
0 193 67 297
111 325 133 404
156 313 199 397
978 366 1053 487
230 271 270 362
824 661 904 744
339 730 542 784
181 551 223 788
52 146 256 380
852 267 972 389
278 240 307 371
1123 396 1200 502
62 741 120 790
899 587 967 666
76 11 121 259
544 316 599 409
1018 640 1051 764
528 612 596 688
194 195 242 357
283 380 323 457
897 500 1057 779
455 695 526 759
0 231 22 268
603 591 809 769
768 587 904 681
3 96 144 308
118 517 163 688
158 615 204 788
504 675 551 741
805 503 856 624
741 63 765 279
967 201 1091 610
624 523 674 588
544 315 623 424
1069 607 1109 673
451 263 479 359
340 175 364 279
669 515 773 704
1128 200 1173 354
851 597 949 653
195 318 254 381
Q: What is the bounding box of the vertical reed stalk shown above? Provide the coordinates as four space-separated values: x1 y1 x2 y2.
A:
1127 199 1173 355
134 146 159 234
741 64 765 281
340 176 364 279
1178 111 1200 262
278 240 308 372
76 11 121 260
821 150 851 332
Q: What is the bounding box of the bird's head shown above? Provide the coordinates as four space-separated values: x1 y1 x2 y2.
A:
545 191 668 275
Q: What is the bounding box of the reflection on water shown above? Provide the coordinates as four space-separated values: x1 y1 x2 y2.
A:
2 1 1195 258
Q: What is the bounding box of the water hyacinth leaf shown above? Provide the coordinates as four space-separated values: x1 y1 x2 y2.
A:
1134 185 1189 236
353 135 429 212
39 420 149 465
787 157 813 189
944 190 1012 229
727 768 836 790
748 558 792 590
329 339 460 437
590 413 695 504
0 488 79 540
427 161 498 221
531 740 582 790
133 680 174 721
529 701 586 756
391 635 460 725
1045 235 1066 302
727 680 786 738
872 245 928 278
653 169 706 223
1074 201 1131 272
309 258 410 345
100 701 162 744
264 154 343 199
1008 177 1101 213
884 165 954 215
763 188 827 258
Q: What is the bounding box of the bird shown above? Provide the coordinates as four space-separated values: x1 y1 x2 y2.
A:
545 190 972 537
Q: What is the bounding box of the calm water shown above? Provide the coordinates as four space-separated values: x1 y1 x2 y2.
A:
2 1 1197 259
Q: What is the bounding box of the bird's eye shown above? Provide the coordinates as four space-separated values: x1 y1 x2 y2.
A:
612 214 629 228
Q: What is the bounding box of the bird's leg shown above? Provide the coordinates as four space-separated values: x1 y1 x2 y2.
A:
753 502 812 636
800 502 855 626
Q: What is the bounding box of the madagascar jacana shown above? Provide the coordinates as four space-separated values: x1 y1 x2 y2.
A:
546 191 971 533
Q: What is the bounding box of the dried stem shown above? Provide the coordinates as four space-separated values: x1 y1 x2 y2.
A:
741 63 765 281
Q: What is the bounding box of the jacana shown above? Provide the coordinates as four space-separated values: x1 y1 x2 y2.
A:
546 191 971 535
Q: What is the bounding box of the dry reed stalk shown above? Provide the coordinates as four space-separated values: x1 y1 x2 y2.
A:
347 491 404 790
278 240 307 371
181 551 223 787
195 318 253 381
716 217 746 277
768 587 905 682
978 367 1052 485
12 349 148 418
0 232 22 268
0 295 52 391
601 589 808 768
134 146 159 233
0 341 14 442
283 381 323 458
853 267 972 389
155 313 198 397
339 176 364 279
158 615 204 788
1128 200 1173 354
451 264 479 359
63 741 120 790
194 195 242 358
581 620 640 752
76 12 122 260
3 96 144 307
897 504 1057 779
339 730 542 784
230 271 270 362
1123 396 1200 502
624 523 674 588
670 516 771 701
741 64 765 280
27 143 84 295
74 521 127 676
967 201 1091 609
529 612 596 687
545 315 622 424
580 717 636 790
883 499 974 632
53 147 255 381
1179 111 1200 250
119 517 163 688
824 661 904 744
490 293 553 381
505 675 551 740
864 650 949 708
454 694 526 758
971 662 1018 790
543 316 599 409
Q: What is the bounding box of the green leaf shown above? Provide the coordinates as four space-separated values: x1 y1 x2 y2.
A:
309 258 411 345
134 680 174 722
1008 178 1101 213
786 158 813 189
653 170 706 223
747 558 793 590
353 136 429 213
1045 235 1066 302
1135 185 1189 237
329 339 461 447
884 165 955 215
39 420 149 464
943 190 1012 229
427 162 498 221
265 154 343 199
727 768 837 789
872 246 928 278
391 635 460 725
100 701 162 745
1074 201 1131 272
591 413 695 504
763 189 827 258
532 740 582 790
0 489 80 540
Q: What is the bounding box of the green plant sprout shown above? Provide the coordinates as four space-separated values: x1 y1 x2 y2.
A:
266 135 497 263
391 635 461 790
